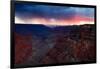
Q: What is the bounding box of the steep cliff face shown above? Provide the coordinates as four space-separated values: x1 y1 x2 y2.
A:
15 33 33 64
73 24 96 61
14 24 96 66
41 24 96 64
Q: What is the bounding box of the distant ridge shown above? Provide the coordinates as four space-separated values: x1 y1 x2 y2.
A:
15 23 95 36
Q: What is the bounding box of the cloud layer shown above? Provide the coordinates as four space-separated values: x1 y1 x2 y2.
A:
15 2 95 25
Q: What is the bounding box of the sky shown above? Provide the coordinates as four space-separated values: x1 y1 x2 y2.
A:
15 2 95 26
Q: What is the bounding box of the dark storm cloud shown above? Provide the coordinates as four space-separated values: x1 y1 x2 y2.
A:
15 2 94 20
15 2 76 20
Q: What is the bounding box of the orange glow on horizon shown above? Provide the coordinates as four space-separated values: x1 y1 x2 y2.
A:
15 15 94 26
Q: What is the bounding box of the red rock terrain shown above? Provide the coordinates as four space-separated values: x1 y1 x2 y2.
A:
41 24 96 64
15 33 33 64
14 24 96 66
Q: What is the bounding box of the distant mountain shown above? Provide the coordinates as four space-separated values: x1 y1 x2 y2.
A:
15 24 52 38
15 24 95 37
